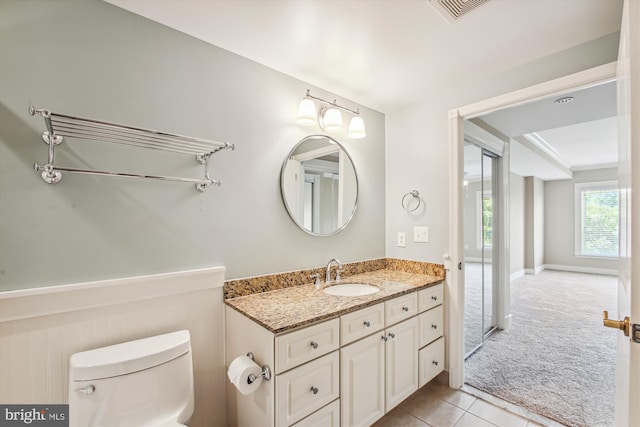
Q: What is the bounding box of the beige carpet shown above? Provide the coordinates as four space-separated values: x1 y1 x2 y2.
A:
464 270 617 427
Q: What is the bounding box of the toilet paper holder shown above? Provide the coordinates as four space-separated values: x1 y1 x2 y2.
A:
246 352 272 384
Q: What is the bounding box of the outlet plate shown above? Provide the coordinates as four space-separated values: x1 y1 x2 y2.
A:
397 232 406 247
414 226 429 243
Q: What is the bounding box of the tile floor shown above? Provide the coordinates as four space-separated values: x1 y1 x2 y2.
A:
373 382 544 427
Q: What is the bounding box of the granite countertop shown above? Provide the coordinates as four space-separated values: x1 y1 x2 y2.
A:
225 269 444 334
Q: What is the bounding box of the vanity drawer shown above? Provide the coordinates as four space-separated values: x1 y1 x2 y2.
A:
340 303 384 345
418 337 444 387
291 399 340 427
385 292 418 326
276 318 340 373
418 305 444 348
276 351 340 427
418 283 443 313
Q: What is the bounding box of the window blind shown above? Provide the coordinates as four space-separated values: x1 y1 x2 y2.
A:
581 187 619 257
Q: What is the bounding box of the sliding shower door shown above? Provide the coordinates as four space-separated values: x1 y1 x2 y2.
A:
464 142 499 359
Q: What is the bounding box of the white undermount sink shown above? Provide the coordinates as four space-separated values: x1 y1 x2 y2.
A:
322 283 380 297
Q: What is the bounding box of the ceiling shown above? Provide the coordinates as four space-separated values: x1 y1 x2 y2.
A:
478 81 619 180
104 0 622 114
104 0 623 180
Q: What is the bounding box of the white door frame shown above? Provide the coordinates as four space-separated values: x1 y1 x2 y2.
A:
447 62 618 388
615 0 639 424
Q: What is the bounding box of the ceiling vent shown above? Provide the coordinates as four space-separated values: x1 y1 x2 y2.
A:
428 0 492 23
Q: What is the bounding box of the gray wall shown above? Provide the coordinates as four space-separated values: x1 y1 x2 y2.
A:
524 176 545 271
510 173 525 275
0 0 386 291
544 168 618 271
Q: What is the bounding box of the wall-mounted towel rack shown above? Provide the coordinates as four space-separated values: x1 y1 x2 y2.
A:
29 106 235 192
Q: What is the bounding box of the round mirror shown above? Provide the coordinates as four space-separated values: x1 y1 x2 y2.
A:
281 135 358 236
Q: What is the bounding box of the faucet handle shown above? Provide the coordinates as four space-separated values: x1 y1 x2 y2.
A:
310 273 321 286
336 269 344 281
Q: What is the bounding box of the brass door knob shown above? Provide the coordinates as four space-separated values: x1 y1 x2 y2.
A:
603 311 630 336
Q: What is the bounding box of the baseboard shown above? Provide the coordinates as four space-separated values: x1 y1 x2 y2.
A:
510 270 525 281
436 370 449 387
543 264 617 276
503 313 513 330
524 265 545 275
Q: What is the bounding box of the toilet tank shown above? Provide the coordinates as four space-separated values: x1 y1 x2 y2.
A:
69 330 194 427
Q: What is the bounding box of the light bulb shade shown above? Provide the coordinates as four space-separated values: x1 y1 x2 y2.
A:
348 116 366 139
320 107 343 133
297 98 317 126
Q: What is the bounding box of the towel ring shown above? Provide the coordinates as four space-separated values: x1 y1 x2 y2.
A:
402 190 421 212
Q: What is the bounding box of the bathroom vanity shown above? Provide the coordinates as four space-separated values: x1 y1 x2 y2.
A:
225 269 444 427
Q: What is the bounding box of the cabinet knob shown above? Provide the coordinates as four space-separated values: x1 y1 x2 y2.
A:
431 296 438 301
388 332 395 339
310 341 319 349
310 386 319 395
431 324 438 329
381 335 388 342
432 360 439 366
402 306 409 312
364 320 371 327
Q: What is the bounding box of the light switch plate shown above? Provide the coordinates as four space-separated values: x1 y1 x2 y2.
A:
397 232 406 247
414 226 429 243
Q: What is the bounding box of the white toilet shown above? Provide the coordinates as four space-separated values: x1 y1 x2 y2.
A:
68 330 194 427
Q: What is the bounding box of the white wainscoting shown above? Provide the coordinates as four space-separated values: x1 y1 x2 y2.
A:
0 267 226 427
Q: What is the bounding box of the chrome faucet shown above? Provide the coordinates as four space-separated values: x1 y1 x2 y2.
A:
325 258 343 283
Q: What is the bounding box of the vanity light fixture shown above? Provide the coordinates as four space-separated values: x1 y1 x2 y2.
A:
297 89 366 139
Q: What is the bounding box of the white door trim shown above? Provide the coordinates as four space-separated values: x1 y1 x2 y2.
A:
447 61 617 389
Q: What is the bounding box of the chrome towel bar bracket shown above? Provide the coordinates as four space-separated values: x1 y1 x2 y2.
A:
29 106 235 192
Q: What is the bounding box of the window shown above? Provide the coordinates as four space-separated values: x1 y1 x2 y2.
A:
575 181 619 258
476 190 493 249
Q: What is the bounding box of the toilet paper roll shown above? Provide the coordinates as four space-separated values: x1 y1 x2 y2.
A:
227 355 263 395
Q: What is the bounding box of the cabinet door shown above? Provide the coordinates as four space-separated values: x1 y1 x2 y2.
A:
276 318 340 373
418 283 443 313
418 305 444 348
340 333 385 427
292 399 340 427
340 302 384 345
385 292 418 326
276 352 340 427
385 316 419 411
419 337 445 387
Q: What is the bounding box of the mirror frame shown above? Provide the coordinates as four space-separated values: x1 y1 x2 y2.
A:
280 134 359 237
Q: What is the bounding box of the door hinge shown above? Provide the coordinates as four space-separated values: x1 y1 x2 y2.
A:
458 262 462 271
633 324 640 344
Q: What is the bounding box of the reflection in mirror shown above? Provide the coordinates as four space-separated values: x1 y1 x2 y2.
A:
281 135 358 236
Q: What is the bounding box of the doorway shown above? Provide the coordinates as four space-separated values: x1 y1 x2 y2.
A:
448 63 618 388
449 63 622 426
